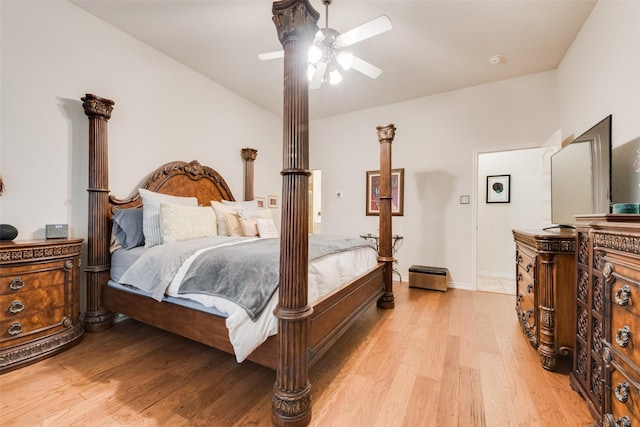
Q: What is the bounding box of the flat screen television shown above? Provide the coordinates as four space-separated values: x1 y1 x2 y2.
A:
550 115 612 228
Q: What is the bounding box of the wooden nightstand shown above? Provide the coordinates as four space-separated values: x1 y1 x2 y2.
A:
0 238 84 373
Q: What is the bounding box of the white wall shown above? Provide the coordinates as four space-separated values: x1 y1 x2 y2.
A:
557 0 640 149
0 1 283 242
477 148 546 279
310 72 558 288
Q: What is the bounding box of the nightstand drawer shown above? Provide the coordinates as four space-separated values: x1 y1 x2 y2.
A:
0 260 68 295
0 306 67 347
0 285 66 321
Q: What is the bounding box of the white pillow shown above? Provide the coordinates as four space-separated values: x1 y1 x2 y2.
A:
161 204 217 243
221 199 259 211
139 188 198 247
257 218 279 238
239 207 273 221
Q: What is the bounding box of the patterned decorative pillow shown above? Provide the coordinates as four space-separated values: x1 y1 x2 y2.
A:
139 188 198 247
223 212 244 237
257 218 279 238
161 204 217 243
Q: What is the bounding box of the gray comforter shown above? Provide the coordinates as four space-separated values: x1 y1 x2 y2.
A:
119 235 373 321
178 235 372 320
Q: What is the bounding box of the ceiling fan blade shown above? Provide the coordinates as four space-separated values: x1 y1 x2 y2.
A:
351 55 382 79
258 50 284 61
336 15 392 48
309 61 327 90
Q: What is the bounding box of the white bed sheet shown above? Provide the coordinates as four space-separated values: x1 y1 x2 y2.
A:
113 237 377 363
166 245 377 362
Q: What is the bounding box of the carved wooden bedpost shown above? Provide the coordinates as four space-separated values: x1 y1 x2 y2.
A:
81 94 115 332
241 148 258 201
271 1 319 426
376 124 396 309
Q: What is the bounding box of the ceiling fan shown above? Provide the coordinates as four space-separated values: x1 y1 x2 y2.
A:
258 0 392 89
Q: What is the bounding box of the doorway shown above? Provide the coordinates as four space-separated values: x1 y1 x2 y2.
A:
474 146 551 294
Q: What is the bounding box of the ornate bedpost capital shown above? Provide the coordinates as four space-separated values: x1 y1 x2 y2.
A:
272 0 319 45
241 148 258 162
376 124 396 144
81 94 114 121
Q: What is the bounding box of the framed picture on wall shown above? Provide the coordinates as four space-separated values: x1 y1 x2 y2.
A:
255 197 266 209
486 174 510 203
366 168 404 216
268 195 279 209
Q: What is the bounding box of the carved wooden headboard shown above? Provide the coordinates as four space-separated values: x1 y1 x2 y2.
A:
108 160 236 214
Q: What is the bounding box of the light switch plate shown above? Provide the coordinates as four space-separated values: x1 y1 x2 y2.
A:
460 195 470 204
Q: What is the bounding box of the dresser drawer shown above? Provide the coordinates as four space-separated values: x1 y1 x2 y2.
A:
0 306 67 347
516 245 536 274
0 260 69 295
517 264 536 296
517 291 537 346
607 362 640 426
611 299 640 365
0 285 66 322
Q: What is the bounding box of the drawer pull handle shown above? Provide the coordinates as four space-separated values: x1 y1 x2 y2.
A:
615 381 630 403
526 309 533 319
604 414 632 427
7 322 23 336
615 285 631 306
616 326 631 348
517 273 522 282
9 277 25 290
8 301 25 314
527 284 533 293
526 263 533 272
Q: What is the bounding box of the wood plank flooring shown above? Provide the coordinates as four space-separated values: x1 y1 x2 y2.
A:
0 283 593 426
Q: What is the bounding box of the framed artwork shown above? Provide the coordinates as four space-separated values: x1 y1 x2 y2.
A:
255 197 266 209
267 195 279 209
486 174 510 203
366 168 404 216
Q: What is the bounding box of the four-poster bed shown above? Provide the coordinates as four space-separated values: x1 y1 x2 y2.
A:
81 1 396 426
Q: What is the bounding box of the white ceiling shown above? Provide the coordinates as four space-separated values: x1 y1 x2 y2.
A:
70 0 597 120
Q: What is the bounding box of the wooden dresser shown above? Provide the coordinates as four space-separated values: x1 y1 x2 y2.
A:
512 229 576 371
0 239 84 373
570 215 640 424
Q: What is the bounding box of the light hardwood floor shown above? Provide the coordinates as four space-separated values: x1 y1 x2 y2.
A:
1 283 593 426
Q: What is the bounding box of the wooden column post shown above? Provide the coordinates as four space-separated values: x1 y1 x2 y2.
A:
271 1 319 426
81 94 115 332
376 124 396 309
241 148 258 201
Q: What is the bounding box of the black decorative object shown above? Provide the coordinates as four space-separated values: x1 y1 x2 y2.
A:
0 224 18 241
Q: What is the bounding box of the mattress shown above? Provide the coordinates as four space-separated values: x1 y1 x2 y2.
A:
109 236 377 361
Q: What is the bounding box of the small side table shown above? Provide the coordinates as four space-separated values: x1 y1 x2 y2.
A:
359 234 404 281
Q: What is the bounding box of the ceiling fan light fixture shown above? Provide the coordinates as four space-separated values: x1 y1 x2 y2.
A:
336 52 353 70
307 64 316 81
308 45 322 64
329 67 342 85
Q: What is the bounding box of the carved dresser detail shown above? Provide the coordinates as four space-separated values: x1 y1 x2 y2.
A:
512 229 576 371
0 239 84 373
570 215 640 424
